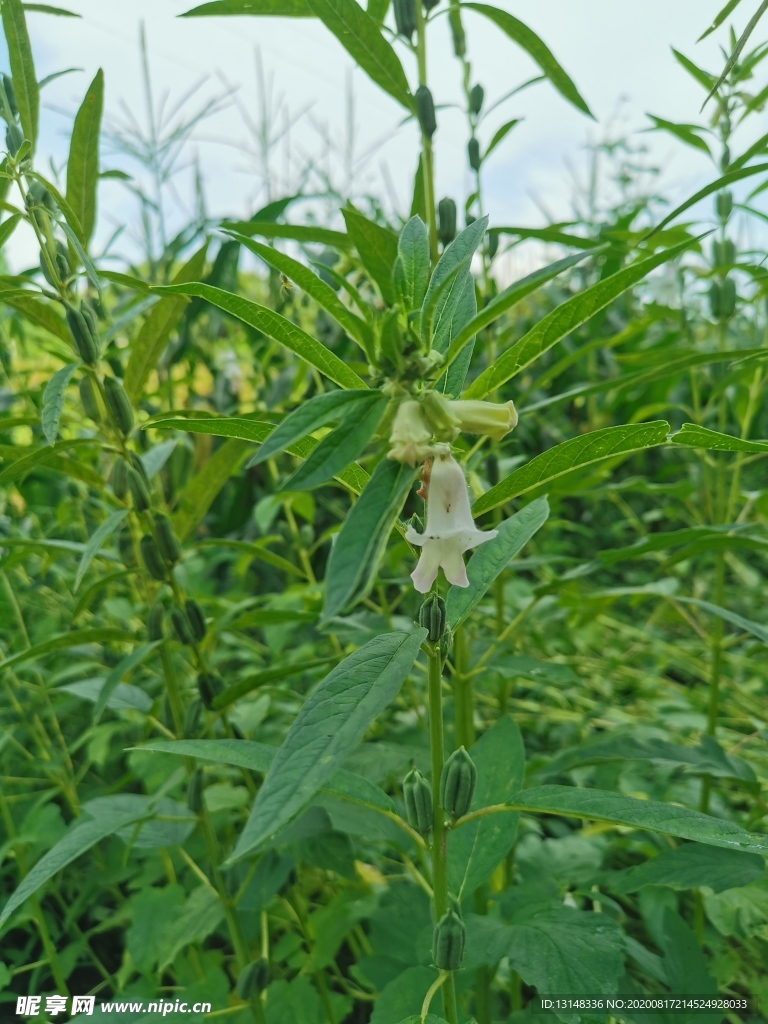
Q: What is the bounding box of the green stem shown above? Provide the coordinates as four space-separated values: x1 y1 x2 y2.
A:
453 627 474 749
415 2 438 264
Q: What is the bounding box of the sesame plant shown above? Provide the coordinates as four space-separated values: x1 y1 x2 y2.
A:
3 0 768 1022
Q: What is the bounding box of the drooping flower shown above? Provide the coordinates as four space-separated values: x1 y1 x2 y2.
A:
447 399 518 441
387 400 433 467
405 446 498 593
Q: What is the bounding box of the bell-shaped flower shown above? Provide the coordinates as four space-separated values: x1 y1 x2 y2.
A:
405 447 498 593
387 399 433 467
448 399 518 441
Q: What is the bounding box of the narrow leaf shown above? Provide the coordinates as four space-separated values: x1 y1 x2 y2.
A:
1 0 38 149
645 164 768 239
174 438 251 540
699 0 745 40
66 68 103 245
670 422 768 452
221 219 351 249
40 362 78 445
250 391 376 467
73 509 129 592
0 628 127 674
181 0 311 14
342 205 399 305
92 642 161 724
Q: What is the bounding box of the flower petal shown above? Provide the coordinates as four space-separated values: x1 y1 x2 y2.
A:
410 543 442 593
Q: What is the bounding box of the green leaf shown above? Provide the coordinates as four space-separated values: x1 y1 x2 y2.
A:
73 508 129 592
394 215 430 311
124 244 208 398
250 391 374 467
698 0 745 40
645 163 768 239
674 596 768 646
448 717 525 898
484 118 521 159
464 237 698 398
322 458 416 621
672 48 716 89
306 0 413 111
59 677 152 713
611 843 764 894
65 68 103 246
41 362 78 445
153 282 366 390
0 810 147 928
0 212 22 249
701 0 768 106
0 628 127 675
473 421 670 515
371 969 438 1024
23 3 80 14
1 0 39 150
226 230 372 351
446 497 549 630
282 395 386 491
221 218 350 249
1 290 70 343
646 114 711 155
181 0 310 13
0 437 96 484
669 422 768 452
92 642 161 724
174 438 251 540
491 224 596 249
229 629 426 861
342 205 400 305
422 216 487 348
463 4 593 118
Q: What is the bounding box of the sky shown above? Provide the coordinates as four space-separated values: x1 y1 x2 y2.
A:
3 0 765 270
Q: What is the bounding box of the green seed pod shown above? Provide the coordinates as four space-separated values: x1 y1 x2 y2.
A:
419 593 446 643
423 0 440 9
415 85 437 139
237 958 270 1000
299 523 315 547
432 908 465 971
2 74 18 119
110 457 129 499
128 451 151 489
403 767 433 835
5 123 23 157
721 144 730 171
154 513 182 565
118 526 135 567
103 376 134 436
127 466 151 512
187 769 204 813
449 10 465 55
147 601 165 641
712 239 735 266
469 83 484 115
485 452 499 488
437 197 457 246
487 232 499 260
183 698 202 737
185 599 207 642
197 671 224 709
170 606 195 645
440 746 477 820
708 280 722 319
715 190 733 220
720 276 736 319
467 137 481 171
79 375 101 423
25 180 50 209
393 0 416 38
65 303 99 366
140 534 167 581
80 301 99 338
41 240 70 287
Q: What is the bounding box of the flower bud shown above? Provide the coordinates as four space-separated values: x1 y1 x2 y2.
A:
140 534 166 581
448 399 517 441
469 83 484 115
440 746 476 820
403 767 433 835
419 593 446 642
432 908 465 971
154 513 182 565
438 197 457 246
415 85 437 139
387 399 433 467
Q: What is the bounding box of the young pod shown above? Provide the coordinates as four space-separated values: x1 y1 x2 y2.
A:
423 0 440 9
154 513 182 565
118 526 135 567
127 466 151 512
237 958 270 1000
110 457 129 499
432 908 465 971
187 769 204 813
403 767 433 835
128 451 151 489
147 601 165 641
170 606 195 645
715 190 733 220
197 671 224 709
79 375 101 423
469 83 484 116
437 197 457 246
183 698 202 737
415 85 437 139
1 74 18 118
185 599 207 642
65 303 99 366
5 122 23 157
440 746 477 820
103 376 134 436
140 534 167 582
487 232 499 260
467 137 481 171
393 0 416 38
449 11 466 56
419 593 446 643
708 280 721 320
713 239 735 267
41 240 70 287
720 277 736 319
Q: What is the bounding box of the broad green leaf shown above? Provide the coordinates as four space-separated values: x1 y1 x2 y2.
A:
393 215 430 311
306 0 413 112
65 68 103 246
92 642 161 724
611 843 764 894
371 968 438 1024
182 0 310 13
1 290 70 343
342 205 399 305
505 785 768 854
282 395 386 491
124 243 208 399
221 219 351 249
464 237 698 398
0 212 21 249
473 421 670 515
669 422 768 452
464 4 593 117
225 231 372 351
698 0 745 40
645 163 768 238
442 247 603 371
446 496 549 630
153 282 365 390
59 677 152 713
0 628 126 675
174 438 251 539
41 362 78 445
421 216 487 348
159 887 223 969
229 629 426 861
322 458 416 620
1 0 38 150
73 508 129 592
0 811 147 928
448 717 525 898
250 390 374 467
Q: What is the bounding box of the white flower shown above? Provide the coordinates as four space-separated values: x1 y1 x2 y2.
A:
387 400 433 467
405 447 498 593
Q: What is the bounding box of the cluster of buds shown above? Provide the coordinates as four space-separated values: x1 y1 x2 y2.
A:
387 391 517 592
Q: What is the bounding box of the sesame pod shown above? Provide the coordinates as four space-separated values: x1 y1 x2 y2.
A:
467 137 481 171
237 959 270 1000
720 277 736 319
403 767 433 835
197 671 224 709
415 85 437 139
79 375 101 423
140 534 167 581
41 240 69 287
423 0 440 9
65 303 99 366
154 513 182 565
487 232 499 259
80 301 99 338
299 523 315 546
437 197 457 246
147 601 165 641
712 239 735 266
419 593 446 643
2 74 18 118
187 769 204 813
708 280 722 319
440 746 476 820
128 451 151 489
394 0 416 38
469 83 484 115
170 606 195 645
183 698 202 737
185 599 207 642
110 457 129 499
5 123 23 156
432 909 465 971
103 376 134 436
127 466 151 512
118 526 135 566
715 190 732 220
